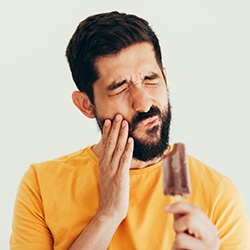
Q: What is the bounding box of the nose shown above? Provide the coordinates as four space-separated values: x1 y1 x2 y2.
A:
131 87 152 113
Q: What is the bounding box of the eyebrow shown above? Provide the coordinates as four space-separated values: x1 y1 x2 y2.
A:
106 79 127 92
144 73 160 81
106 72 161 92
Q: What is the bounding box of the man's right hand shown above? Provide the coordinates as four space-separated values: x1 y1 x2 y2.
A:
97 114 134 222
69 114 133 249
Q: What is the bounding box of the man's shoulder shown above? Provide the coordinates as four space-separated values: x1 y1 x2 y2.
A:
187 154 238 198
30 145 98 173
187 155 241 209
188 154 226 182
188 155 235 192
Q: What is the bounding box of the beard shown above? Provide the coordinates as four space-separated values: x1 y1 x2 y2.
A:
130 104 171 161
94 103 172 162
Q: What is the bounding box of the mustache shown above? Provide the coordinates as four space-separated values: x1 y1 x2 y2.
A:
130 106 161 132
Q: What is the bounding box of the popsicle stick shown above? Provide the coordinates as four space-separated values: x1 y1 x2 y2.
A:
174 195 182 202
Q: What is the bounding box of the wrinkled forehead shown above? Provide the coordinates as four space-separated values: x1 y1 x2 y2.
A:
94 43 163 86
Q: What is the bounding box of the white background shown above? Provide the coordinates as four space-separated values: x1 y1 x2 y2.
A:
1 0 249 248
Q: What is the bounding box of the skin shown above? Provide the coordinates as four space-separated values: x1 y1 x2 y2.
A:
74 42 170 169
166 203 220 249
69 42 220 249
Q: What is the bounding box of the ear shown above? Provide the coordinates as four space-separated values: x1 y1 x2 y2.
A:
72 91 96 118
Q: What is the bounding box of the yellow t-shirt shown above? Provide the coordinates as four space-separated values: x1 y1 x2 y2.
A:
10 146 250 249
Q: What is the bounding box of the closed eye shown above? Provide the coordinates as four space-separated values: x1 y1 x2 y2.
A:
143 73 160 86
145 82 157 85
109 87 128 96
116 88 128 95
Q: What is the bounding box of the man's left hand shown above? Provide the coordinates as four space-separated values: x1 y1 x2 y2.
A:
165 202 220 250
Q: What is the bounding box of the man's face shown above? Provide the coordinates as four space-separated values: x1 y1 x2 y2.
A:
92 42 171 161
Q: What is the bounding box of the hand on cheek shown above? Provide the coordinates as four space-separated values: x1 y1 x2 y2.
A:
98 114 134 221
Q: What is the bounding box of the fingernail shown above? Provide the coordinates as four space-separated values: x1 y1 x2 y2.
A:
128 137 133 144
115 114 122 121
104 119 110 127
122 120 127 128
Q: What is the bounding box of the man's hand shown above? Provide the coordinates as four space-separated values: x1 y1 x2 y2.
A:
165 202 220 250
69 114 133 249
98 114 134 222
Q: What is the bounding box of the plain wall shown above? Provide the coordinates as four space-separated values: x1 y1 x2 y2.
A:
1 0 249 248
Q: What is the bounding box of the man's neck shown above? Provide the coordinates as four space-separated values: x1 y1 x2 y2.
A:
92 141 168 169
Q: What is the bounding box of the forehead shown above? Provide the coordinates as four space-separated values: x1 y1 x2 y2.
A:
94 42 162 85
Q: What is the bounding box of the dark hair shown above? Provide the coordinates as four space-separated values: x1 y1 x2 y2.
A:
66 11 163 104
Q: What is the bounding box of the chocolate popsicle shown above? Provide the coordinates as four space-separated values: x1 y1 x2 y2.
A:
162 143 191 198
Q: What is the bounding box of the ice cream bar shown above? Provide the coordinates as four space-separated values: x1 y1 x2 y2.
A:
162 143 191 198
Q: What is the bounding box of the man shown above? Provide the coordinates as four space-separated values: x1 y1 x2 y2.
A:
10 11 250 249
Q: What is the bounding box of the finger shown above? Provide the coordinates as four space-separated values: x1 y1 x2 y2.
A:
165 201 198 214
165 202 205 222
119 137 134 173
173 212 207 238
100 119 111 161
165 202 219 242
172 232 208 250
103 114 123 166
110 120 129 169
172 212 199 237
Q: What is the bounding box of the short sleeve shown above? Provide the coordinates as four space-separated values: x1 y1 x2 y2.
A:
212 177 250 249
10 165 53 250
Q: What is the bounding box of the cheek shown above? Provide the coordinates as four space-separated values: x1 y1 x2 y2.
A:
95 104 113 120
152 86 168 106
94 97 131 121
